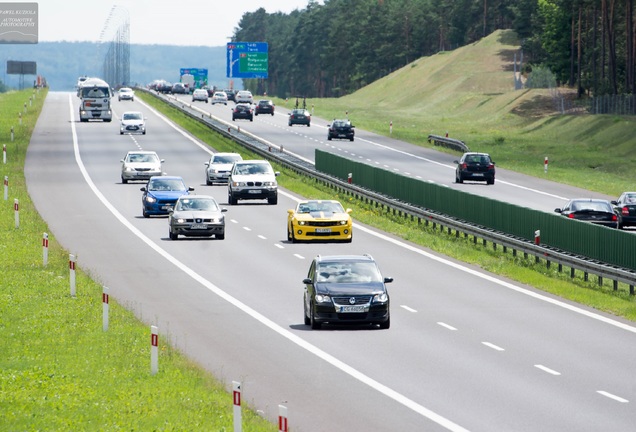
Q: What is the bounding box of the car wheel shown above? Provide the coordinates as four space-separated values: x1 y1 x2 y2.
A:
131 98 134 102
249 117 253 122
288 122 292 126
350 137 354 141
229 193 238 205
206 179 212 186
457 173 463 184
169 228 178 240
287 225 292 241
120 131 124 135
142 130 146 135
143 209 149 218
216 232 225 240
304 297 311 326
378 316 391 329
122 177 128 184
327 135 332 141
310 302 321 329
268 195 278 205
487 177 495 185
271 112 274 116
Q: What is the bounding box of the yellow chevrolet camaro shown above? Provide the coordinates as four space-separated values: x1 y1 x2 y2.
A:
287 200 353 243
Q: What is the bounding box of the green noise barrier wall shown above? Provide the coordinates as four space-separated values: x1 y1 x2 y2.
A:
316 149 636 271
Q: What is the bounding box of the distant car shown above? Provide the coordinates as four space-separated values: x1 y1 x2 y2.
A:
554 198 619 229
168 195 227 240
211 91 228 105
302 254 393 330
454 152 495 185
254 99 275 116
232 103 253 121
120 150 164 184
140 176 194 218
204 152 243 185
235 90 253 104
287 200 353 243
327 119 354 141
156 81 173 93
288 109 311 126
192 89 208 102
201 85 215 97
612 192 636 229
118 87 135 101
120 111 146 135
223 89 236 102
171 83 188 94
227 160 279 205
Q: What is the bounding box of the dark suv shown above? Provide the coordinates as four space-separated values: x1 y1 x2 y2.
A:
255 99 275 116
454 152 496 185
288 109 311 126
302 254 393 329
327 119 355 141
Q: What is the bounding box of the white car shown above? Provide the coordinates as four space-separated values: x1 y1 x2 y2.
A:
120 150 164 184
211 91 228 105
204 152 243 185
227 160 279 205
234 90 253 104
120 111 146 135
192 89 208 102
118 87 135 101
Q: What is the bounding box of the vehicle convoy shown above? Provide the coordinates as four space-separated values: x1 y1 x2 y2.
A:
78 77 113 122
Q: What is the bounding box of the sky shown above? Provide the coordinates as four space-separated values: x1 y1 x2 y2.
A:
36 0 319 47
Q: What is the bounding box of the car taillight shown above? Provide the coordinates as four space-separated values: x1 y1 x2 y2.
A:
487 164 495 170
622 207 629 215
612 214 618 221
461 163 467 169
568 214 575 219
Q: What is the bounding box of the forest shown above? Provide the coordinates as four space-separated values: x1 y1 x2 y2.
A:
233 0 636 99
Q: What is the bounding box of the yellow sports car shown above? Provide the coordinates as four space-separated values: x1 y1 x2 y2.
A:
287 200 353 243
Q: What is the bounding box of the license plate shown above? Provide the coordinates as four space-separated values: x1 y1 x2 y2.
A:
191 224 207 229
316 228 332 233
472 173 483 177
338 305 365 313
248 189 261 194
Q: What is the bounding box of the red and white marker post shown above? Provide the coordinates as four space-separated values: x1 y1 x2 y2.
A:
14 199 19 228
42 233 49 266
347 173 352 184
278 405 288 432
3 144 6 164
544 156 548 173
151 325 158 375
69 254 76 296
102 286 109 331
534 229 541 245
4 176 8 200
233 381 242 432
389 120 393 135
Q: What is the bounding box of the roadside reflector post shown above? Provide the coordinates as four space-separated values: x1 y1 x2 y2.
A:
42 233 49 266
69 254 76 297
389 120 393 135
278 404 288 432
102 286 109 331
14 199 19 228
4 176 8 200
347 173 352 184
534 229 540 245
23 102 27 113
544 156 548 173
151 325 158 375
233 381 242 432
3 144 6 163
11 126 14 141
18 112 22 125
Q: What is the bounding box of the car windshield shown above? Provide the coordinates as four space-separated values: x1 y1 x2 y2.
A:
234 163 272 175
123 113 142 120
571 201 612 212
298 201 345 214
623 193 636 203
333 120 349 127
464 154 490 164
81 86 109 98
120 88 132 93
176 198 218 211
128 153 158 163
211 155 241 164
316 261 382 283
148 179 185 191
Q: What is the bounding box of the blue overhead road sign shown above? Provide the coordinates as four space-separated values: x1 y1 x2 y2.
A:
227 42 268 79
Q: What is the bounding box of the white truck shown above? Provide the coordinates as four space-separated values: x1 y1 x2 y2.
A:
78 77 113 122
180 73 195 93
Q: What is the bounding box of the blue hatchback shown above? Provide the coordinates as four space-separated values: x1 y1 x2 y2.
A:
141 176 193 217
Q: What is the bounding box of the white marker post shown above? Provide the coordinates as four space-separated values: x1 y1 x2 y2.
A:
4 176 8 200
14 199 19 228
233 381 242 432
278 405 288 432
151 325 158 375
544 156 548 173
390 120 393 135
102 286 109 331
534 229 541 245
3 144 6 163
69 254 76 297
42 233 49 266
10 126 14 142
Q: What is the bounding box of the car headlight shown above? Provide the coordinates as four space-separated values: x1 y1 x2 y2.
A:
145 195 157 203
373 293 388 303
176 218 185 223
124 166 135 172
231 181 246 187
315 294 331 303
262 181 277 186
339 220 348 225
298 220 306 226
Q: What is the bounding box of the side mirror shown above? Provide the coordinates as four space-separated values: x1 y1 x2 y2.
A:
554 208 562 213
274 171 280 177
302 278 313 285
188 187 195 191
221 208 228 213
204 162 209 166
287 209 295 216
140 187 147 192
453 160 459 164
120 159 124 163
384 277 393 283
160 159 165 163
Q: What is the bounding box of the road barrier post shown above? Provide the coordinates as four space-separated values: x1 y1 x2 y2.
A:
4 176 7 200
544 157 548 173
151 325 158 375
278 405 288 432
348 173 352 184
42 233 48 266
3 144 6 164
233 381 242 432
103 287 109 332
69 254 76 297
14 198 19 228
534 230 540 245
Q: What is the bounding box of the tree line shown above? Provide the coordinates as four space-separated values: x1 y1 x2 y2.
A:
233 0 636 99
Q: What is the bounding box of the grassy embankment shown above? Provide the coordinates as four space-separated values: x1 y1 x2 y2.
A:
0 89 277 431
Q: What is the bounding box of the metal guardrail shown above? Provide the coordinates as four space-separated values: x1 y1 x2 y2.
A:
142 89 636 292
427 134 469 152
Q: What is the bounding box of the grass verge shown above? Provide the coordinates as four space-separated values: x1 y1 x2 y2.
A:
0 89 277 431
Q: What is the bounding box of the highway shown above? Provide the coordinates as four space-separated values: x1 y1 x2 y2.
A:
25 92 636 431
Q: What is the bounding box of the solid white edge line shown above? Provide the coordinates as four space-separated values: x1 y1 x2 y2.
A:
68 95 470 432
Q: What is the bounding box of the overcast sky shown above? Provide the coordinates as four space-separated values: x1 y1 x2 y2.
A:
37 0 318 46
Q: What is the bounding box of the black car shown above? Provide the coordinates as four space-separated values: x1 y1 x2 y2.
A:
223 89 236 102
454 152 496 184
555 198 619 229
255 99 275 116
302 254 392 329
611 192 636 229
232 103 253 121
288 109 311 126
327 119 355 141
171 83 188 94
156 80 173 94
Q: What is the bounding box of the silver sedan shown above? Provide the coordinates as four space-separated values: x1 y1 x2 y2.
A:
168 195 227 240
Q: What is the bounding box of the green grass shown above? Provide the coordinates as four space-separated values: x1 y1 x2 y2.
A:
0 89 277 431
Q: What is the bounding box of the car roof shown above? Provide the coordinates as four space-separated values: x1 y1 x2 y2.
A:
126 150 157 155
235 159 270 164
177 194 214 200
122 111 142 115
314 254 375 263
299 199 340 204
149 175 182 180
